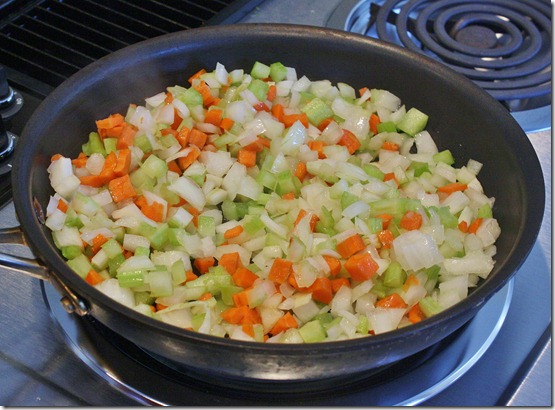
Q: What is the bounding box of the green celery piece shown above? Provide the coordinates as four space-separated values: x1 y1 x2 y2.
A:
243 214 264 235
250 61 271 79
192 313 205 331
433 149 455 165
276 170 301 196
117 270 145 288
222 200 239 221
383 261 406 288
101 238 123 259
477 203 493 219
340 191 359 210
376 121 397 133
356 315 369 334
425 265 440 282
419 296 442 317
67 254 92 278
147 223 169 250
314 312 334 329
141 154 168 179
167 228 182 246
397 107 429 136
370 280 388 299
87 132 106 156
256 169 277 191
220 285 243 306
64 208 84 229
108 253 126 277
409 161 430 177
198 215 216 237
301 97 334 126
134 291 155 306
269 62 287 82
367 217 384 234
178 87 203 106
81 141 92 156
103 138 118 154
147 270 173 297
129 168 155 192
363 163 385 180
434 206 458 229
134 246 150 257
248 78 269 101
171 259 186 285
134 134 152 153
61 245 83 260
299 320 326 343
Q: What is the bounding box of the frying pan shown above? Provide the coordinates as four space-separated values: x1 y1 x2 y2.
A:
1 24 544 387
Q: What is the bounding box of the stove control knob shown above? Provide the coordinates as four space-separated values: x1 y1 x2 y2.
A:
0 114 16 175
0 65 24 122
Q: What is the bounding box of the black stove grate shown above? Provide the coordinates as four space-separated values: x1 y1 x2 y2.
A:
0 0 263 96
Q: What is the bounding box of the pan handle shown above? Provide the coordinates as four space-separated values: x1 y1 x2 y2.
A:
0 226 91 316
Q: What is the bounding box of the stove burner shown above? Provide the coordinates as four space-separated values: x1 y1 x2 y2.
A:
42 280 513 405
327 0 552 132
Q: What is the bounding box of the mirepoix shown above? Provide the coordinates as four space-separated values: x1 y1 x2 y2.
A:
45 61 501 343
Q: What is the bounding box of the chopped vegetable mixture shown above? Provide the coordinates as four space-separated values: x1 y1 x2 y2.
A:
45 61 500 343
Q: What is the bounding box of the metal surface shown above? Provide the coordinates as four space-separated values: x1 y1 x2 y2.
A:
0 0 551 406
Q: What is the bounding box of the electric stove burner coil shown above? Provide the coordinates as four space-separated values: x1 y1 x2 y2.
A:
372 0 551 105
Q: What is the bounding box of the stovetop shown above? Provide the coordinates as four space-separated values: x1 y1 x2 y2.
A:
0 0 551 406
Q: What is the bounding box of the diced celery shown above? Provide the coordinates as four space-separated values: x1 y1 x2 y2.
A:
419 296 442 317
147 223 169 250
409 161 430 177
117 270 145 288
134 291 155 306
314 312 334 329
340 191 359 210
146 270 173 297
367 217 384 234
61 245 82 260
376 121 397 133
397 107 429 136
269 62 287 82
171 259 186 285
356 315 369 334
433 206 458 229
243 214 264 235
250 61 271 79
198 215 216 237
141 154 168 179
363 163 385 181
220 285 243 306
134 134 152 153
300 97 334 126
72 192 101 216
103 138 117 154
477 203 493 219
383 261 406 288
67 254 92 278
275 170 301 196
248 78 269 101
101 238 124 259
192 313 205 331
222 200 239 221
425 265 440 282
134 246 150 257
256 169 277 191
178 87 203 106
433 149 455 165
64 208 84 229
91 249 109 271
108 253 126 277
370 280 388 299
86 132 106 156
298 320 326 343
129 168 155 192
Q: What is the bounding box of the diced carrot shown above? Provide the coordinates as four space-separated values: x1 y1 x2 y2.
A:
269 312 298 335
218 252 242 275
243 136 268 152
57 199 68 213
282 192 296 200
359 86 369 97
51 153 63 162
164 92 174 104
184 204 200 228
193 256 215 274
204 108 223 127
437 182 468 194
99 124 124 139
267 84 277 102
377 213 394 230
400 210 423 231
344 252 379 282
232 290 250 307
160 128 178 137
383 172 399 187
458 221 469 233
271 103 284 122
287 273 307 291
176 126 190 148
307 140 326 159
171 109 183 130
139 201 165 222
156 303 168 311
96 113 124 130
336 234 365 259
282 113 309 128
117 123 137 149
220 117 235 131
223 225 244 240
188 128 208 149
108 174 137 202
331 277 350 293
113 148 132 177
308 277 333 304
382 141 399 151
268 258 293 285
221 306 261 325
185 270 198 283
408 303 426 323
317 117 333 132
85 269 105 286
167 159 183 176
232 267 259 288
199 292 213 301
237 149 257 167
194 81 215 107
377 229 395 249
177 147 200 171
402 274 420 292
91 234 109 255
338 129 361 154
323 255 342 277
241 323 256 338
188 68 206 84
99 151 117 181
294 161 307 181
253 101 270 112
468 218 483 234
71 152 88 168
79 174 107 188
375 293 408 309
369 113 381 135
